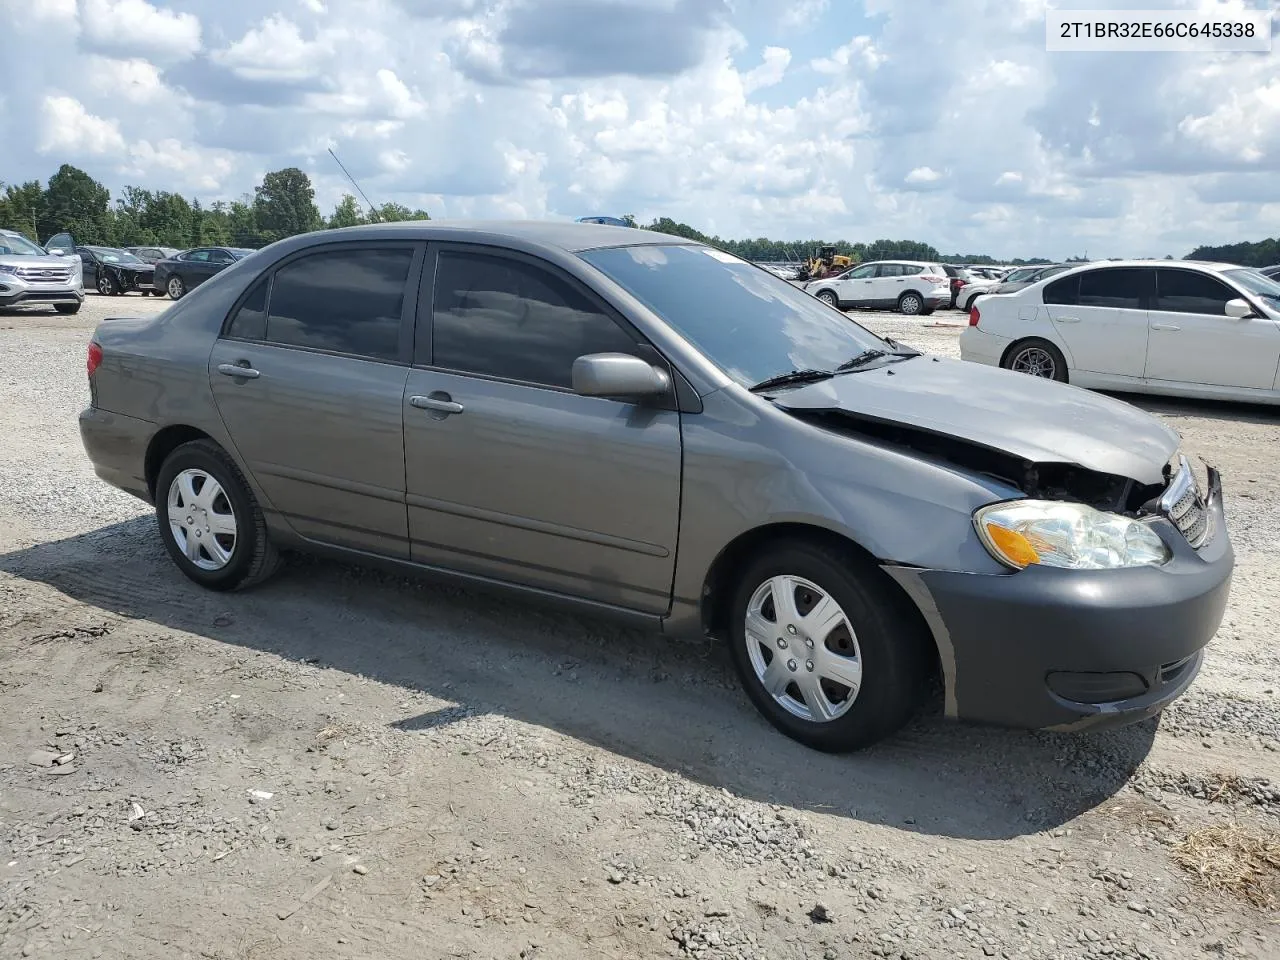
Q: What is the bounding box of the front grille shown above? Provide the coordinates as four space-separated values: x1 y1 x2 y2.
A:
1159 456 1212 548
14 266 73 283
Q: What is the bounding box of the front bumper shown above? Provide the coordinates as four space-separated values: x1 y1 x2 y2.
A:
0 280 85 307
886 479 1233 732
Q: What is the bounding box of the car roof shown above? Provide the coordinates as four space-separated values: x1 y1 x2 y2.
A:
290 219 702 255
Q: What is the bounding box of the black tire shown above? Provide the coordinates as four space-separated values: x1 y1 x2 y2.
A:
897 291 923 315
727 539 930 752
815 289 840 309
1002 337 1069 383
54 302 82 315
96 274 117 296
166 275 186 299
154 439 281 591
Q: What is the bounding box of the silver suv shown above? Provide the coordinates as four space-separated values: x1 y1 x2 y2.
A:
0 229 85 313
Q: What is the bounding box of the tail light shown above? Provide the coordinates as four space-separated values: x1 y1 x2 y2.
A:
955 278 967 287
87 341 103 376
968 306 981 327
921 274 945 283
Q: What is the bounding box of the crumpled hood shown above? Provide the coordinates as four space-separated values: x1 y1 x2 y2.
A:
769 355 1179 486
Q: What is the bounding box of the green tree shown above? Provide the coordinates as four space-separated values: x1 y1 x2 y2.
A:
253 167 322 243
197 201 234 246
375 201 430 223
0 180 45 240
328 194 367 229
41 164 113 244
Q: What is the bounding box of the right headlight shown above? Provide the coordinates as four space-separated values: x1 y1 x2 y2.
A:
975 500 1171 571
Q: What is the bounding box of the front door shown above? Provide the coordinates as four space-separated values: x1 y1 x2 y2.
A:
1146 267 1280 390
403 245 683 614
1042 266 1152 377
179 250 216 287
78 250 98 288
834 263 877 306
208 243 421 557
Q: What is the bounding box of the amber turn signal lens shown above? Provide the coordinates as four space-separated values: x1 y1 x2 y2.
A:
983 523 1040 568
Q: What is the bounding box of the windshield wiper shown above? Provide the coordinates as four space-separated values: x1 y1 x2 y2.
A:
835 349 889 372
748 369 835 392
882 336 920 356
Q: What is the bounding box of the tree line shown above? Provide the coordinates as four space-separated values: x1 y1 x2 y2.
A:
4 163 1271 267
0 164 429 251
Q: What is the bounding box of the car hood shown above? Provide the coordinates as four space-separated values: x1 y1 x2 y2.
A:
768 355 1179 486
0 254 75 268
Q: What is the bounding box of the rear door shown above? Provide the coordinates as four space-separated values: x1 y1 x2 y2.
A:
402 244 682 613
1041 266 1152 378
209 242 422 557
1146 267 1280 389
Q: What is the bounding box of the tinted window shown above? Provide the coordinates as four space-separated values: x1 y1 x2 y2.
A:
266 248 411 361
1043 274 1079 305
1077 268 1147 309
845 264 876 279
580 244 888 389
181 250 209 262
1154 269 1233 315
209 250 235 264
877 264 905 278
226 277 268 340
429 251 639 388
900 264 924 276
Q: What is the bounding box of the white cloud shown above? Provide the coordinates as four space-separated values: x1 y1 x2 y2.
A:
37 95 126 155
80 0 201 61
742 46 791 94
84 56 166 103
212 15 341 82
905 166 942 184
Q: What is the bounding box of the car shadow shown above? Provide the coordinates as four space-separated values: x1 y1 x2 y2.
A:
0 517 1158 842
1103 391 1280 426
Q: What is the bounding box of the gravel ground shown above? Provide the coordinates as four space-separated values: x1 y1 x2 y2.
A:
1 295 1277 959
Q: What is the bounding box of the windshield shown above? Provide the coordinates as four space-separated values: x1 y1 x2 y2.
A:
1004 268 1036 282
0 234 48 256
88 247 145 264
1225 268 1280 306
580 244 889 388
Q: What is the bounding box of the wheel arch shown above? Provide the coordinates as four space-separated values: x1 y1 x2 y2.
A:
145 425 216 500
698 522 941 680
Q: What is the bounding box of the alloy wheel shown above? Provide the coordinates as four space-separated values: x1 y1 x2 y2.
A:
1010 346 1057 379
168 277 185 298
167 468 238 571
743 575 863 723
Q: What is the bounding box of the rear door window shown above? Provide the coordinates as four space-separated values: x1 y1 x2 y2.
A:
1153 269 1234 315
1077 268 1150 309
264 247 414 361
181 250 210 263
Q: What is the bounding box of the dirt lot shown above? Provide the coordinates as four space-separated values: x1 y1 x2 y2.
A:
2 295 1277 960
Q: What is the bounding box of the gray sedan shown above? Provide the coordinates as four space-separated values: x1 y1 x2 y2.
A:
79 221 1233 751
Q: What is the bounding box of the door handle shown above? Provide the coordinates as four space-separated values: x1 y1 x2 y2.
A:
1150 322 1180 331
217 362 260 379
410 394 464 415
1054 316 1081 324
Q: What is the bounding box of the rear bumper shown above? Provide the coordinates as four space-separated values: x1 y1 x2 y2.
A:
885 490 1233 732
958 326 1012 366
79 406 154 503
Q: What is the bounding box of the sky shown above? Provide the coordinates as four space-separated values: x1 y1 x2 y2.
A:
0 0 1277 260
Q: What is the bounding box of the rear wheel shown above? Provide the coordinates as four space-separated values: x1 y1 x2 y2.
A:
1003 338 1068 383
54 303 82 315
727 539 929 752
154 440 280 591
166 275 186 299
897 292 923 315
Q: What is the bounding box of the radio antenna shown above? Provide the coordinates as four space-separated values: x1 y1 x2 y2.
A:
328 147 381 222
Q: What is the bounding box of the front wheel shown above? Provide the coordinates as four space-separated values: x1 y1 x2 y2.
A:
897 292 923 315
727 540 929 752
96 274 117 296
154 440 281 591
816 289 840 309
166 275 186 299
1003 338 1068 383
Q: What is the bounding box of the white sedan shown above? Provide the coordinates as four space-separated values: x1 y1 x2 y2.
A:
959 260 1280 405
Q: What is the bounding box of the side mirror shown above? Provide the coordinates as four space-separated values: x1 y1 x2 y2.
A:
47 247 66 255
1224 298 1253 319
572 353 670 399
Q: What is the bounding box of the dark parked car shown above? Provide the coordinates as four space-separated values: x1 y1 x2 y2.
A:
1259 264 1280 282
941 264 973 309
126 245 182 264
45 233 158 296
154 246 256 299
78 222 1232 752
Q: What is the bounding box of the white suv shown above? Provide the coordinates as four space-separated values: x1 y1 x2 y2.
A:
959 259 1280 404
0 229 85 314
803 260 950 316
